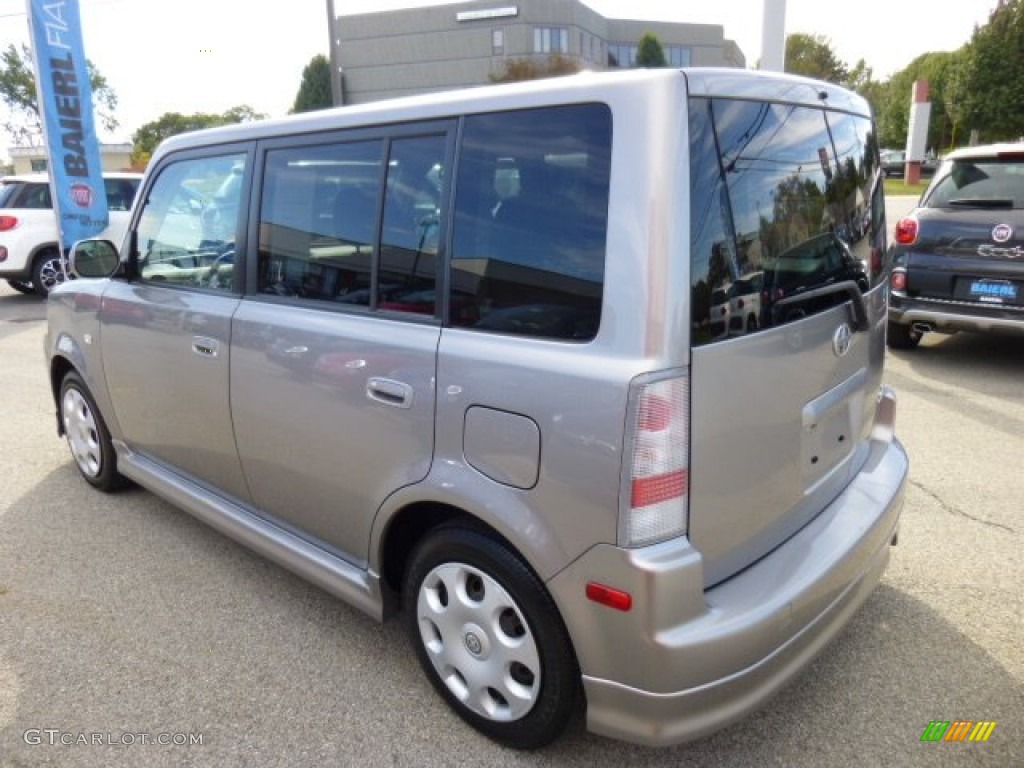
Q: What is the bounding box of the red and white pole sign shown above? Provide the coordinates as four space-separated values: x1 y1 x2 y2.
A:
905 79 931 184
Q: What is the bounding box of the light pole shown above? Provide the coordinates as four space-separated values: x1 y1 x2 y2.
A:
326 0 342 105
760 0 787 72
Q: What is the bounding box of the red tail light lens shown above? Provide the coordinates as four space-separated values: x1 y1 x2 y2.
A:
890 270 907 292
623 375 689 547
894 217 918 245
0 215 19 231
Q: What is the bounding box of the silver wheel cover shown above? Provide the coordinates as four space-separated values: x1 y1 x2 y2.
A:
416 562 541 722
63 387 102 477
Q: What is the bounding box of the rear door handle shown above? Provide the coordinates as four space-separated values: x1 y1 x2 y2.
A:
366 377 414 409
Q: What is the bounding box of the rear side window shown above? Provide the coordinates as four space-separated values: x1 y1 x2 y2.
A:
450 104 611 340
257 132 448 314
0 182 52 209
689 98 883 345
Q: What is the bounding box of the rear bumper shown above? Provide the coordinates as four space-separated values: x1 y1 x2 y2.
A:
547 402 907 746
889 294 1024 335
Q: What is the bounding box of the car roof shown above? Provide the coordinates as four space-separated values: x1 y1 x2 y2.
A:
0 171 143 184
153 68 872 162
943 142 1024 161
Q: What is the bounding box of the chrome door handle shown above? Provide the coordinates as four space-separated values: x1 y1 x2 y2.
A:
366 377 414 409
192 336 220 357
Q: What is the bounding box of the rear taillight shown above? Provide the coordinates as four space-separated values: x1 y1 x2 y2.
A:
894 217 918 245
622 374 689 547
890 269 908 292
0 215 18 231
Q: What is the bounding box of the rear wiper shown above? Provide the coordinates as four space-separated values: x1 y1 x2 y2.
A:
946 198 1014 208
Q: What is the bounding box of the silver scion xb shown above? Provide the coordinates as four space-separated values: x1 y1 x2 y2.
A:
46 68 907 748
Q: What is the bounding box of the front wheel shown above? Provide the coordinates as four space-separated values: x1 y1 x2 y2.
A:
404 525 579 749
60 370 126 491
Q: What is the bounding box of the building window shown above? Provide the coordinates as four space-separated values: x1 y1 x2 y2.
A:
666 45 692 67
607 43 637 68
607 43 692 68
30 158 48 172
492 28 504 55
534 27 568 54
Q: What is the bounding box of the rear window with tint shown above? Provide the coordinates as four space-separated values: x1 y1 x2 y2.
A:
689 98 885 346
923 156 1024 209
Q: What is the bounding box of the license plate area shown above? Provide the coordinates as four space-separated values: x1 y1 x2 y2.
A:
957 277 1020 304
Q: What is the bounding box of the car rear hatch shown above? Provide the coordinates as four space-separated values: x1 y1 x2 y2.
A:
684 86 889 587
900 208 1024 307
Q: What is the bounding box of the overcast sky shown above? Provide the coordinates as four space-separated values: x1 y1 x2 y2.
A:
0 0 1001 152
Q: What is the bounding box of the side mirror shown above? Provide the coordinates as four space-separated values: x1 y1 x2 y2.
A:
69 239 120 279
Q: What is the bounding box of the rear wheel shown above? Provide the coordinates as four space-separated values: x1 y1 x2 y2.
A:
60 370 126 492
404 525 578 749
886 321 922 349
32 248 70 297
6 280 35 295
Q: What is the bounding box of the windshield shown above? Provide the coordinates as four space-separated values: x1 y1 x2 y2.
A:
924 155 1024 209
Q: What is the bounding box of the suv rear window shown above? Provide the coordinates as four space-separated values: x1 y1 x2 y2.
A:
689 98 884 345
0 178 139 210
923 154 1024 209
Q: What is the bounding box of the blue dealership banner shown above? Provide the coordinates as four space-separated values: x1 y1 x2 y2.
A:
27 0 108 250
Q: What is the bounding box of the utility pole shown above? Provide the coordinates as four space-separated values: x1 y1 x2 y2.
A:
326 0 342 105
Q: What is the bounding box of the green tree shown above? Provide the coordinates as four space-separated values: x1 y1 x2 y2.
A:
131 106 266 166
957 0 1024 142
489 53 581 83
636 33 668 68
784 33 848 83
0 43 118 146
292 54 333 113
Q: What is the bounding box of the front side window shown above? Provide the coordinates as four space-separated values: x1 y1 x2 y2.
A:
136 153 246 292
689 98 880 344
451 104 611 340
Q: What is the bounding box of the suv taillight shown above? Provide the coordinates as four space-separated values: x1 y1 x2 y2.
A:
894 217 918 245
621 373 689 547
0 215 18 231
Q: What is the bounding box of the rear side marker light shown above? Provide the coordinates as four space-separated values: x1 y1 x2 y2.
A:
890 270 907 292
0 215 18 232
586 582 633 612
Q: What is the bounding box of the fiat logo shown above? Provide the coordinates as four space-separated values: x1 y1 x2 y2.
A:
992 223 1013 243
832 323 853 357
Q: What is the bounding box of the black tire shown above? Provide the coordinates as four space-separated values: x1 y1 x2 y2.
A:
887 321 922 349
60 370 127 492
32 248 70 297
6 279 36 295
403 525 579 749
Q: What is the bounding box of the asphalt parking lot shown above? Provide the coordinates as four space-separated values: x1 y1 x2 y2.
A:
0 201 1021 767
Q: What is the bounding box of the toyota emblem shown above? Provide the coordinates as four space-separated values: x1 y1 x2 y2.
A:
832 323 853 357
992 223 1013 243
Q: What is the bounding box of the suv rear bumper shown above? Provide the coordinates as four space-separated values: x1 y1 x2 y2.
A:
889 293 1024 335
547 400 907 746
